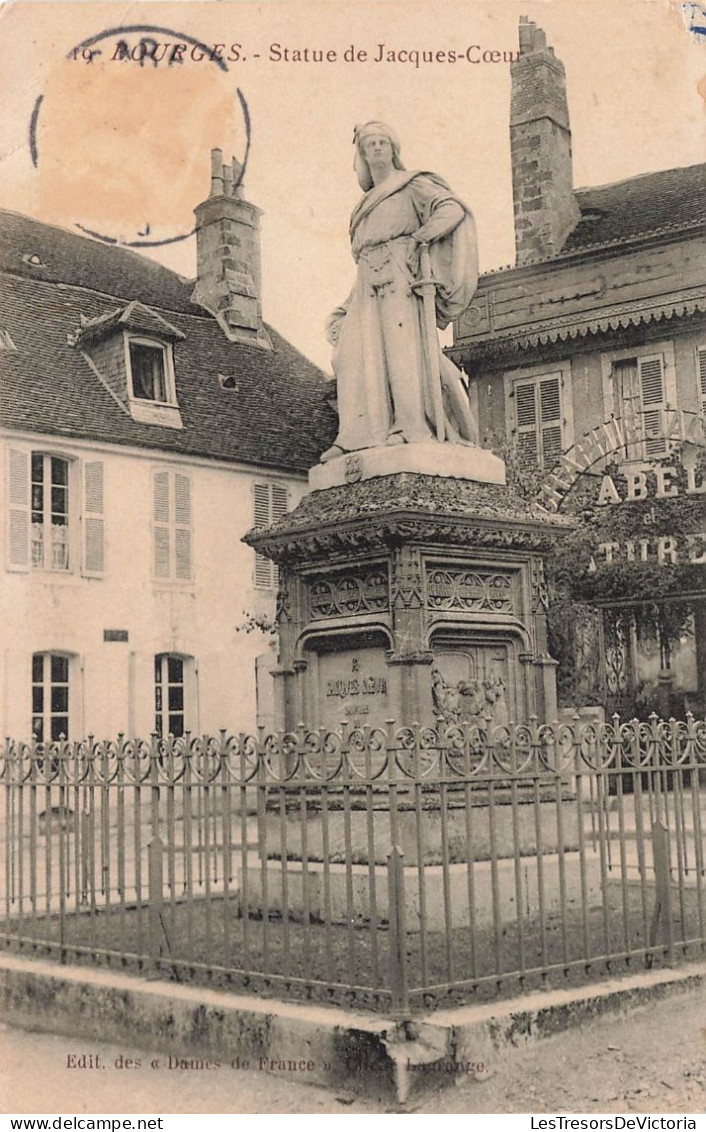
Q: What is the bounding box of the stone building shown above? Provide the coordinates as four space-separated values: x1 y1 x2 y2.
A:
451 17 706 716
0 151 335 741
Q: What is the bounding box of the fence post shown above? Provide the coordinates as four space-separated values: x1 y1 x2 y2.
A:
387 844 409 1016
650 818 674 962
148 734 164 971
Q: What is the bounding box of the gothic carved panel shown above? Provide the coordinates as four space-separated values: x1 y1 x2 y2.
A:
530 558 549 614
308 568 389 620
390 545 424 611
426 567 514 614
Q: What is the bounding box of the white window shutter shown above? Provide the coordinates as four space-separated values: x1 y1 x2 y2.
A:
271 483 288 521
539 376 563 468
253 483 270 528
173 473 192 580
174 473 191 526
82 460 104 575
174 529 192 580
253 482 276 587
7 447 30 570
515 383 539 465
639 354 666 456
153 471 171 578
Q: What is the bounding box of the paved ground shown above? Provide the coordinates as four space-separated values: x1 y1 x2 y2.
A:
2 986 706 1114
428 987 706 1115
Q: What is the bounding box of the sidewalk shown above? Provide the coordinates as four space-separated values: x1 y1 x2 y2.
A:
3 983 706 1114
430 982 706 1115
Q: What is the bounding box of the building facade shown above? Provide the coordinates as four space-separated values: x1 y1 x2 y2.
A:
0 151 335 741
451 18 706 717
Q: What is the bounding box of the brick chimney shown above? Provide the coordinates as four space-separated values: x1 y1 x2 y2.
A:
510 17 580 265
192 148 270 347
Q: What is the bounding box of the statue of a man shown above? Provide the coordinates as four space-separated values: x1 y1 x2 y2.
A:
321 121 479 462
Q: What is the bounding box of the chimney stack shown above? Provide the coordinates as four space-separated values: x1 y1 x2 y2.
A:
510 17 580 265
192 148 269 346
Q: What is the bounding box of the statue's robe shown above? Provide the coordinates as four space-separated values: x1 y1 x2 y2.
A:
328 170 479 453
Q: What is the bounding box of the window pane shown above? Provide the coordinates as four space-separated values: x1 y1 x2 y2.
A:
168 714 184 738
51 458 68 486
155 685 162 711
51 716 68 741
31 484 43 513
51 686 69 713
51 525 69 570
32 654 44 683
130 343 167 402
155 713 163 736
51 486 68 516
31 453 44 482
31 526 44 568
167 656 183 684
51 655 69 683
32 717 44 742
32 687 43 713
168 685 184 711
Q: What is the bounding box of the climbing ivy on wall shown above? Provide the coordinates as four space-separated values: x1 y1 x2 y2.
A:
504 441 706 708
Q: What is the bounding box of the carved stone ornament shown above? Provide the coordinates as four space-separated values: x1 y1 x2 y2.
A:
243 473 572 568
427 567 513 613
344 454 363 483
309 568 389 619
390 545 424 611
431 664 509 727
530 557 550 613
275 576 292 622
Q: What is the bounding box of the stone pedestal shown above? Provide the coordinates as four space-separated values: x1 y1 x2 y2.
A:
245 444 572 732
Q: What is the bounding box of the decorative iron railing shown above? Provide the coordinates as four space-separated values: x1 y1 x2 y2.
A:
2 714 705 1014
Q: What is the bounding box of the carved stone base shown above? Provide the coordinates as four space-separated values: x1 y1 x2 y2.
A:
309 440 506 491
244 472 572 731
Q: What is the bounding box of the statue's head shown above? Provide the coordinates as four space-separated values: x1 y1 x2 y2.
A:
353 121 405 190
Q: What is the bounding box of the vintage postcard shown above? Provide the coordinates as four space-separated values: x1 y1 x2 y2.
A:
1 0 705 1119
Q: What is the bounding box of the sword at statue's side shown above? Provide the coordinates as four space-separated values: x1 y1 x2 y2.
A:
413 243 445 442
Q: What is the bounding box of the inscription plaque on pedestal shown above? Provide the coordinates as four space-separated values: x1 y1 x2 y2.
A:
317 649 391 730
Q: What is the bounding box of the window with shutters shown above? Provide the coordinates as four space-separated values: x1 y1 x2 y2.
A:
610 353 668 459
252 482 288 588
32 652 72 741
511 372 565 469
6 448 104 576
152 469 193 582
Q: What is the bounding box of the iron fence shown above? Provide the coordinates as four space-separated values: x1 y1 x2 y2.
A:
2 713 706 1014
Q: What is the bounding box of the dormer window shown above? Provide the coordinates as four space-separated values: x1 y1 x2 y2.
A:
124 333 182 429
71 302 184 429
129 340 170 403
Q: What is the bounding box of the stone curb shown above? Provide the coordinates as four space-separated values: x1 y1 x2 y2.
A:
3 953 705 1105
423 961 706 1068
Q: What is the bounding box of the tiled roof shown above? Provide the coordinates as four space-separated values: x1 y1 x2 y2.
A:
0 210 337 473
1 209 200 311
73 302 186 347
563 164 706 253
